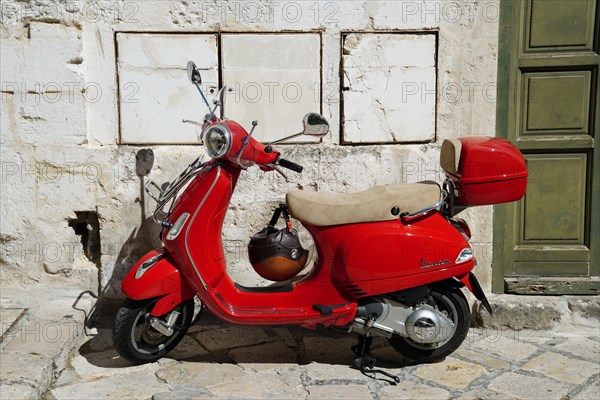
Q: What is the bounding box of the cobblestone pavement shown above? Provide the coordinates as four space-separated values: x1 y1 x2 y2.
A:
45 315 599 400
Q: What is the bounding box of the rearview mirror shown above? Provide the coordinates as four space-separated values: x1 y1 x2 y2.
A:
302 113 329 137
187 61 202 84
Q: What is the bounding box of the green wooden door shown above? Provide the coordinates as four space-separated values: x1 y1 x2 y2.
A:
494 0 600 294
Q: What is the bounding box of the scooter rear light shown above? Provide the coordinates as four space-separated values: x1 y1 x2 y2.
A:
166 212 190 240
451 218 472 240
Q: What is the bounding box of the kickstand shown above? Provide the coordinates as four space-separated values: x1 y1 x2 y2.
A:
352 336 400 385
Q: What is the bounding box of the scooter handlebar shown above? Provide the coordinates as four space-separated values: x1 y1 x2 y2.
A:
278 158 304 173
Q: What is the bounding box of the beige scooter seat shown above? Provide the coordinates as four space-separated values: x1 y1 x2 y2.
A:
286 182 441 227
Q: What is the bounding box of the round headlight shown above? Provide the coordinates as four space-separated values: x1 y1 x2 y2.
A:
202 124 231 159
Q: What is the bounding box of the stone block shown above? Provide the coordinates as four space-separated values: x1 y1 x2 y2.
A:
473 299 562 330
193 325 272 352
303 361 367 383
50 369 167 399
208 372 304 399
342 33 437 143
0 352 53 388
522 351 599 384
379 381 450 400
456 348 510 369
555 337 600 362
152 386 214 400
0 383 39 400
471 335 538 361
3 317 84 372
14 91 86 145
488 372 568 399
228 341 298 369
0 22 82 85
306 384 373 400
573 380 600 400
413 357 487 389
0 308 25 337
155 362 245 387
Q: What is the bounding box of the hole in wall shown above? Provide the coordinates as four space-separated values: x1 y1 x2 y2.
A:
68 211 101 263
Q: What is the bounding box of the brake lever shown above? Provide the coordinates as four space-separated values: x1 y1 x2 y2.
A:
265 163 289 182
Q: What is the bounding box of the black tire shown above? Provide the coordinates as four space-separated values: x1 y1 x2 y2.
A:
113 298 194 364
387 285 470 363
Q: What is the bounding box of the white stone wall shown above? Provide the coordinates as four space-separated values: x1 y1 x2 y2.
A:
0 0 500 301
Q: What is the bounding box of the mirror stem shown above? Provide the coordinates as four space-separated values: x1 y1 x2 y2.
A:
268 132 303 146
195 83 213 117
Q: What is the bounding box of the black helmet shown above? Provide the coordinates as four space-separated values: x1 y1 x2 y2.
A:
248 205 308 281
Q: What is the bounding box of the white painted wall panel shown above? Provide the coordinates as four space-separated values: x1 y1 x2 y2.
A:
117 33 218 144
221 34 322 143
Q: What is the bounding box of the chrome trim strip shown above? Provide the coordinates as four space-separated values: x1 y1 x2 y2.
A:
183 165 222 289
401 188 448 221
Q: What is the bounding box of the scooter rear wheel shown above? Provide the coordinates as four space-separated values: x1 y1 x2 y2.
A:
113 298 194 364
387 285 470 363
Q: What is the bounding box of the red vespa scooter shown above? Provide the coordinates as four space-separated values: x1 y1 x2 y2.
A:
113 61 527 379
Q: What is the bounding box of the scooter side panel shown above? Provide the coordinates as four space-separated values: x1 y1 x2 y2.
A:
319 213 473 296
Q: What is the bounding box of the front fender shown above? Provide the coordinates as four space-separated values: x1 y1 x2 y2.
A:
121 249 195 316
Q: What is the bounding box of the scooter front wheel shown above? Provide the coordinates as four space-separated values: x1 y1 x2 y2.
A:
387 285 470 363
113 297 194 364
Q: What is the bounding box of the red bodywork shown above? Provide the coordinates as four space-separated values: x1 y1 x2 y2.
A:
122 120 502 329
444 137 528 206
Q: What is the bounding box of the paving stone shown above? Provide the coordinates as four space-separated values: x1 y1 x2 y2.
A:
0 308 25 338
456 387 514 400
303 361 367 383
155 362 245 387
50 369 167 399
0 352 53 388
573 380 600 400
70 350 158 380
152 385 214 400
488 372 568 399
379 381 450 400
522 351 599 384
168 334 209 359
270 366 304 393
306 384 373 400
3 318 84 372
228 341 298 370
53 368 80 388
555 337 600 361
193 326 272 351
79 328 113 353
301 336 356 364
270 327 300 348
471 335 538 361
0 383 39 400
207 371 304 399
3 318 81 353
414 357 487 389
456 349 510 369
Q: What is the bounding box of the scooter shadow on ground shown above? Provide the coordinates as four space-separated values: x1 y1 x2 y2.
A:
77 310 417 370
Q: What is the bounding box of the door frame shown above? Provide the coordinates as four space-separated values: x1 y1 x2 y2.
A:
492 0 600 294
